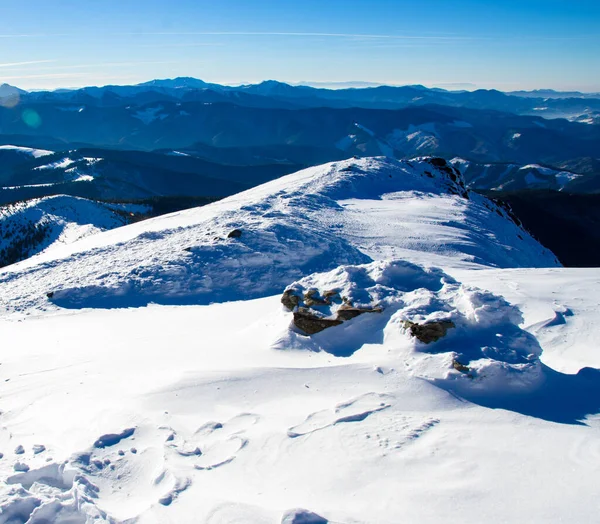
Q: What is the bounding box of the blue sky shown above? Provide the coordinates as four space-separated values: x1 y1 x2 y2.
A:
1 0 599 91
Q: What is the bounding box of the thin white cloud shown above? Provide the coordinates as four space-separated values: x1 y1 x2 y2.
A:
0 72 90 80
0 31 475 41
0 34 72 38
0 60 190 74
52 60 187 69
0 60 55 68
137 42 226 48
125 31 477 41
0 30 597 43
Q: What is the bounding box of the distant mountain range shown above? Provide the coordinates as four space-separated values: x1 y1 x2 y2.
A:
1 101 599 165
1 78 599 174
2 78 600 119
450 158 600 193
0 146 298 205
1 77 599 267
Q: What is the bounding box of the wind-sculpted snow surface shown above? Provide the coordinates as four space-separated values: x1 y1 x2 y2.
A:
0 157 558 317
274 260 543 393
1 462 112 523
0 159 595 523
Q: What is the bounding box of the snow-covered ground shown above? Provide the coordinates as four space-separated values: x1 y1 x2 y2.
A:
0 196 149 268
0 157 596 524
0 145 54 159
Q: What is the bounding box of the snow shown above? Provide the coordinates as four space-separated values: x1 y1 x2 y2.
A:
353 122 375 137
518 165 581 189
519 164 555 176
0 195 149 266
2 182 56 190
34 158 76 171
450 157 470 167
65 170 94 182
132 106 168 125
0 145 54 158
555 171 581 188
167 151 192 157
453 267 600 373
56 106 85 112
0 157 557 316
334 134 357 150
387 127 439 153
0 157 597 523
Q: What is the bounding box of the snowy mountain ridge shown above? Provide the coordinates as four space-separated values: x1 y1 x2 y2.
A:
0 156 558 318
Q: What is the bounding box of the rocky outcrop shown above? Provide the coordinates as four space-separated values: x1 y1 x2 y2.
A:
402 319 455 344
423 157 469 198
452 359 471 374
281 289 301 311
293 309 343 335
336 304 384 321
281 287 383 335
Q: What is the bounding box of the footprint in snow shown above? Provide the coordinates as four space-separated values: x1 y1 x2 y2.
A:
81 425 192 510
287 392 392 438
166 413 259 471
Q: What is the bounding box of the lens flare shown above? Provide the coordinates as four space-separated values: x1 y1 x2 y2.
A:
22 108 42 128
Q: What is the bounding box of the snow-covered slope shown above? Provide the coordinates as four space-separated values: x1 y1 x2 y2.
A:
0 157 558 316
0 195 148 268
0 145 54 159
2 157 596 524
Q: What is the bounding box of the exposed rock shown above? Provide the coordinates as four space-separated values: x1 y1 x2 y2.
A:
403 319 455 344
227 229 242 239
293 309 343 335
283 283 384 335
304 289 330 307
425 157 468 198
336 304 383 321
452 359 471 374
281 289 300 311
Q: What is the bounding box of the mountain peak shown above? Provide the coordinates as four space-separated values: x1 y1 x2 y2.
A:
0 83 26 97
137 77 209 89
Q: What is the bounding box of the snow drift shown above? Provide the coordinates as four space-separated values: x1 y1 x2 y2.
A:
274 260 543 393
